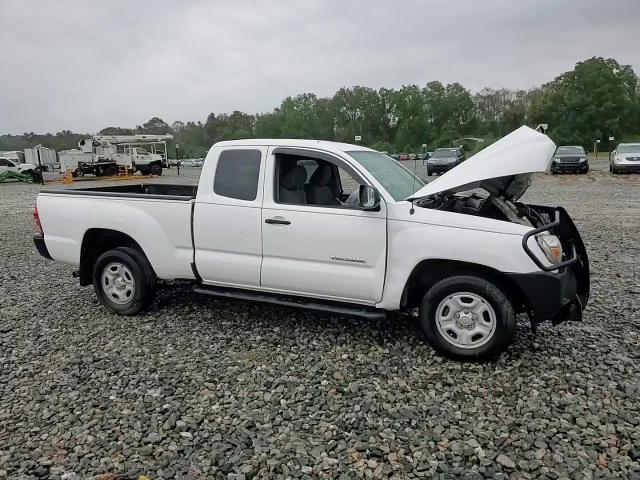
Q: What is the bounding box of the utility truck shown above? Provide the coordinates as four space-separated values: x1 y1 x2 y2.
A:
33 126 589 360
59 134 172 177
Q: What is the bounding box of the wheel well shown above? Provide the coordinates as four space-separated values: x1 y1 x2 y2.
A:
79 229 149 286
401 259 528 313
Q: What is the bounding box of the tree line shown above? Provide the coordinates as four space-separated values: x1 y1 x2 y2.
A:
2 57 638 159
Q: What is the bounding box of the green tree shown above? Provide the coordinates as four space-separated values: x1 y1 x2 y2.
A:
278 93 334 139
138 117 171 134
333 86 385 145
529 57 640 147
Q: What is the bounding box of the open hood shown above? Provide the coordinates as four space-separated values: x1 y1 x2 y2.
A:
408 126 556 201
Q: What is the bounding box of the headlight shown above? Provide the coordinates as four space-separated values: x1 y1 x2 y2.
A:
427 159 435 164
614 155 624 163
536 233 563 264
579 157 587 162
554 157 561 162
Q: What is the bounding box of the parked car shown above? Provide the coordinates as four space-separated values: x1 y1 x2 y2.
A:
34 126 588 361
0 157 41 182
610 143 640 173
398 153 410 161
426 147 465 175
550 146 589 174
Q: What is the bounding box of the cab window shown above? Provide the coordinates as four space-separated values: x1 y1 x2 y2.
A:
275 153 363 207
213 150 262 201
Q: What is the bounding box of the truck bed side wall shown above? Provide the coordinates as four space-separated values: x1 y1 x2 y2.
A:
37 194 195 280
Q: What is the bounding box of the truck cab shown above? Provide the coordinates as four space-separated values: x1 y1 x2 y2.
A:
127 147 165 175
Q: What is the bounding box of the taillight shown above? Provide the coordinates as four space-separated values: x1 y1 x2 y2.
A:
33 205 44 236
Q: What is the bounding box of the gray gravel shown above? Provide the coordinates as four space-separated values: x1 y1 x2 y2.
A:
1 158 639 479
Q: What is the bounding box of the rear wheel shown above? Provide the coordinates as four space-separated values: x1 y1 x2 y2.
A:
419 275 515 361
104 165 117 176
93 247 156 315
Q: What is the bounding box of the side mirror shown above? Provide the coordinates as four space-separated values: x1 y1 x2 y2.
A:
359 185 381 211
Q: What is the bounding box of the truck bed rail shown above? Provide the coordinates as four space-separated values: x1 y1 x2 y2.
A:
41 183 197 201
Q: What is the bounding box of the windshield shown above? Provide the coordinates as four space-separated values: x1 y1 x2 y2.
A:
556 146 584 155
347 151 425 201
432 149 458 158
617 144 640 154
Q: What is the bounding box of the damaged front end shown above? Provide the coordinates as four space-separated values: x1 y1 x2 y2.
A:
514 204 590 326
408 126 590 329
416 191 590 329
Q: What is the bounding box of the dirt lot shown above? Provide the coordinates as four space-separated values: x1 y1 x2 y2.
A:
1 158 639 479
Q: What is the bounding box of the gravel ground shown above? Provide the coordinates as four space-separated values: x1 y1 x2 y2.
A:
1 158 639 480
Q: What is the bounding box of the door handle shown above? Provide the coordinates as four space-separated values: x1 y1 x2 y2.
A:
265 217 291 225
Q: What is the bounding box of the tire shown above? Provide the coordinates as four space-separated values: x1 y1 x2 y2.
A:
27 169 42 183
92 247 157 315
419 275 515 361
150 164 162 176
105 166 117 177
139 167 151 176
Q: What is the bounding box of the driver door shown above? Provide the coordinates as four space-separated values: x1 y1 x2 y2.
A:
260 147 387 305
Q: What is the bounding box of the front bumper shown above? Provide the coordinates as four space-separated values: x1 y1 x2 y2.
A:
612 163 640 172
551 161 588 172
427 163 457 173
507 269 581 324
33 234 52 260
512 205 590 325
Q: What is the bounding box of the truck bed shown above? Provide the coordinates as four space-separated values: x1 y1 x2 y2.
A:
37 184 197 280
41 183 197 201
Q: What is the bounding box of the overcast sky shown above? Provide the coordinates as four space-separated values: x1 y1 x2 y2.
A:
1 0 638 134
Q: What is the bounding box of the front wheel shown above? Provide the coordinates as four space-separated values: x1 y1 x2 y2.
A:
25 170 39 183
419 275 515 361
150 164 162 176
93 247 157 315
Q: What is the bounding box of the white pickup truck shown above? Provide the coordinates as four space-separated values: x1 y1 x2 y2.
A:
34 126 589 360
0 157 41 181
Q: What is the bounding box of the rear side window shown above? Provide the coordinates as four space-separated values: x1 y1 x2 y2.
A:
213 150 261 201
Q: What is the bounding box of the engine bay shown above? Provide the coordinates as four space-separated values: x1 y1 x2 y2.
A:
416 189 546 228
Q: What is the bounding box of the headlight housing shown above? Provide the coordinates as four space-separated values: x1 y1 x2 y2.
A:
536 233 563 264
579 157 587 162
554 157 561 162
614 155 624 163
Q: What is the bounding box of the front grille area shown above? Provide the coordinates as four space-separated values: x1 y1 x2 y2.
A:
626 156 640 162
560 157 580 164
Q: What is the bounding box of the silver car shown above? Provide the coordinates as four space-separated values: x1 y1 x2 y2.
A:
610 143 640 174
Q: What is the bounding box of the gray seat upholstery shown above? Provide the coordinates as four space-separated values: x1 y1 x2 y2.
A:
304 164 340 205
279 165 307 204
